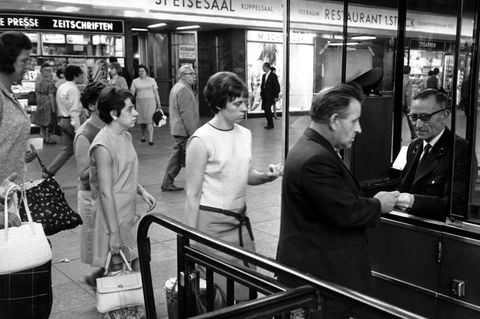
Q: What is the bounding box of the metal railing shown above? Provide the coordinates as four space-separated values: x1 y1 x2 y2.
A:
138 213 426 319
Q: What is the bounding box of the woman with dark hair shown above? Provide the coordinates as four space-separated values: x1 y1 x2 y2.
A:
185 71 282 301
34 63 56 144
89 87 156 274
130 65 161 145
0 31 52 319
55 67 66 88
108 62 128 90
74 81 106 286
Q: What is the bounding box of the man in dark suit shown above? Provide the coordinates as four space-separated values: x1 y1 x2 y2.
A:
260 62 280 129
277 83 399 317
396 89 473 221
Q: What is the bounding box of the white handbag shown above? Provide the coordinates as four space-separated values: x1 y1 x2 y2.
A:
96 249 144 313
0 185 52 274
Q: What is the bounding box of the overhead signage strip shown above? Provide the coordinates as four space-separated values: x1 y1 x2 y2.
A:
0 14 124 34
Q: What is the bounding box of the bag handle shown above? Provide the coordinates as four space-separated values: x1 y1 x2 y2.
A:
103 247 134 276
32 148 49 176
3 184 33 240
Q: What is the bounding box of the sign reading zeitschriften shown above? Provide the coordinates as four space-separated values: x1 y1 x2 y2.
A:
0 14 124 34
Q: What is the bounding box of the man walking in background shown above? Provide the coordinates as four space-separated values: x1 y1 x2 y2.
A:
260 62 280 129
46 65 84 176
161 65 199 192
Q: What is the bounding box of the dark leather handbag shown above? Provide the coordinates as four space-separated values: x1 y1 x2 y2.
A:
152 108 167 127
19 154 82 236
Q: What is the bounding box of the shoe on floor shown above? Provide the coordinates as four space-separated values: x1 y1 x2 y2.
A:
161 184 184 192
84 268 104 288
141 138 146 142
264 126 274 130
149 142 154 146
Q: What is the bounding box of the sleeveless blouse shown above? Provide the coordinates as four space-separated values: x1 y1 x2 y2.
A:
192 123 252 211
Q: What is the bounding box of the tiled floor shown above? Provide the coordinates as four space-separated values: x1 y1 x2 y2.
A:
28 116 289 318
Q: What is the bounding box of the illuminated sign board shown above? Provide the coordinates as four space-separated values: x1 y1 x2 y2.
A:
0 14 124 34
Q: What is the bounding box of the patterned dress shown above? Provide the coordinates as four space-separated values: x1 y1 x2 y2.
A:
34 77 55 127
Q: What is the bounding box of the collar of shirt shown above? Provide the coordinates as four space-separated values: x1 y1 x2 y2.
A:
423 128 445 150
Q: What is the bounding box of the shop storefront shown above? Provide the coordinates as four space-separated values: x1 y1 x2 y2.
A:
0 13 125 106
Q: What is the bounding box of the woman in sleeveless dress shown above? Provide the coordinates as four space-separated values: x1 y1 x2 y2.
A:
73 82 106 286
89 87 156 272
185 72 283 302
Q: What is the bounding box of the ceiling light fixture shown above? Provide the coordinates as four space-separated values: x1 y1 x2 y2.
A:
176 25 201 30
351 35 376 41
147 22 166 29
327 42 359 46
132 28 148 32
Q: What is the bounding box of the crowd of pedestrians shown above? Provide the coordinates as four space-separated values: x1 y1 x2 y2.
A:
2 29 469 319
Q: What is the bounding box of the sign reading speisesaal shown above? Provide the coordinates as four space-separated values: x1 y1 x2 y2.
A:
0 14 124 34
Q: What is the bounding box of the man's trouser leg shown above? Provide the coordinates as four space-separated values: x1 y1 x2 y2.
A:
162 136 188 187
46 118 75 175
264 102 274 127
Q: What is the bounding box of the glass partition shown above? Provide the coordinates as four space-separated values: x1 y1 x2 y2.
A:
465 1 480 220
283 0 479 222
287 0 345 150
346 0 398 185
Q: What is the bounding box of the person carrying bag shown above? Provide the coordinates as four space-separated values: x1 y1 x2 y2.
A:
0 185 53 319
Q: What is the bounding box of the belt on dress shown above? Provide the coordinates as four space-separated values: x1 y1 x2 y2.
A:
199 205 254 248
58 116 70 119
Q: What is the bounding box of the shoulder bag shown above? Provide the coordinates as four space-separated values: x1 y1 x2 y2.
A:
19 152 82 236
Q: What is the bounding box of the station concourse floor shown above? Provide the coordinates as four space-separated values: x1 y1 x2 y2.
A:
27 116 293 319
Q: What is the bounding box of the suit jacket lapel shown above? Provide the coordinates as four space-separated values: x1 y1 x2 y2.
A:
400 141 423 191
413 129 450 185
304 128 360 190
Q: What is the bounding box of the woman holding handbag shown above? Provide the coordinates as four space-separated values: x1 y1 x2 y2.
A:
130 65 160 145
0 31 52 319
74 81 106 286
185 72 283 302
89 87 156 275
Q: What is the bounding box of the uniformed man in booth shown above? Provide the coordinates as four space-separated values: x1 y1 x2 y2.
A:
396 89 474 221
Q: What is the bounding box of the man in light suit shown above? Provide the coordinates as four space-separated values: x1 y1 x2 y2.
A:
396 89 473 221
161 65 199 192
277 83 398 318
260 62 280 129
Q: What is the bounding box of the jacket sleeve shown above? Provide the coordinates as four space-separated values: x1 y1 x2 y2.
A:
177 87 197 136
409 140 471 221
302 154 381 228
273 74 280 98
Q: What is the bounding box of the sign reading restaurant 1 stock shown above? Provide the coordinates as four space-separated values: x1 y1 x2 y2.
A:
0 14 124 34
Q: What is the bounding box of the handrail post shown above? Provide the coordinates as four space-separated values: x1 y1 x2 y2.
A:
177 233 190 319
137 215 156 319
